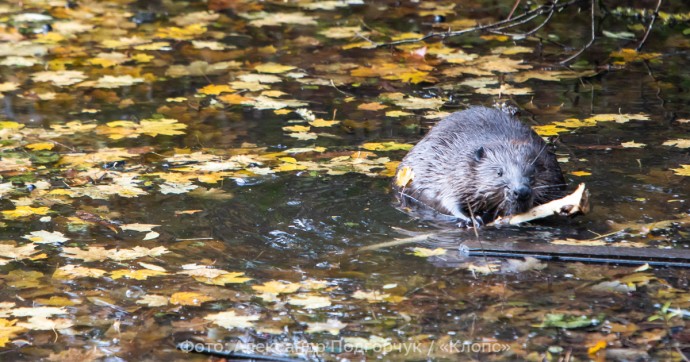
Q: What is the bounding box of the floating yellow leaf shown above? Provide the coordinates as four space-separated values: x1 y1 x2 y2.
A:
2 206 50 219
362 142 413 152
532 124 570 136
136 295 169 307
621 141 646 148
319 26 367 39
342 41 376 50
352 290 390 303
385 110 414 117
394 96 444 110
248 12 317 27
671 165 690 176
480 34 510 42
610 48 661 63
358 102 387 111
571 171 592 177
25 142 55 151
204 310 259 329
585 113 650 123
554 118 598 129
395 166 414 188
663 139 690 148
156 24 207 40
0 82 19 92
287 294 332 309
23 230 68 244
411 247 447 257
283 125 310 132
53 265 107 279
261 90 287 97
0 319 27 347
17 316 73 331
170 292 214 306
205 272 252 286
255 62 296 74
252 280 301 295
110 269 168 280
131 53 154 63
309 119 340 127
198 84 234 95
0 121 24 130
587 340 607 355
218 93 252 104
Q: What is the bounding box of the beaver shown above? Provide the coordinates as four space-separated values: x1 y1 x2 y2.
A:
394 106 566 226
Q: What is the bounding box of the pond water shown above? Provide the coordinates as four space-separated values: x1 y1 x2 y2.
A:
1 0 690 361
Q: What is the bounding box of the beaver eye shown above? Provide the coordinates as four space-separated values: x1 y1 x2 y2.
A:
497 169 504 177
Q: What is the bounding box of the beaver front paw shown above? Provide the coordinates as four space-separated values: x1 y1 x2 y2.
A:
456 216 484 228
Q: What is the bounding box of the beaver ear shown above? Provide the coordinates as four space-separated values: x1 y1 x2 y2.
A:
473 147 484 162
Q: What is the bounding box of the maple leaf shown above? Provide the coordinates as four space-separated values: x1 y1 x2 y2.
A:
31 70 87 86
357 102 387 111
170 292 215 306
246 12 317 27
0 319 26 347
0 243 44 265
204 310 260 329
254 62 296 74
17 316 74 331
23 230 69 244
411 247 446 257
136 295 169 307
2 206 50 219
120 223 160 232
252 280 301 295
87 75 145 89
198 84 234 95
53 265 107 280
238 73 282 83
156 24 207 40
361 142 413 151
352 290 390 303
286 294 331 309
309 119 340 127
25 142 55 151
319 26 368 39
110 269 168 280
306 319 347 335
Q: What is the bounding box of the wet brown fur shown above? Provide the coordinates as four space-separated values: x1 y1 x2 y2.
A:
395 106 566 225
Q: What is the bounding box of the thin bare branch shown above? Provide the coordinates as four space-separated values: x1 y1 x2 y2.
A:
559 0 595 64
636 0 662 51
507 0 522 20
375 0 584 48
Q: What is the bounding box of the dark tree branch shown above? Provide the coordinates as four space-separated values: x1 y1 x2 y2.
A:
559 0 596 64
636 0 662 51
375 0 585 48
488 0 559 38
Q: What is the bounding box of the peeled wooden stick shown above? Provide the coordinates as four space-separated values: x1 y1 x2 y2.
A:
490 183 589 226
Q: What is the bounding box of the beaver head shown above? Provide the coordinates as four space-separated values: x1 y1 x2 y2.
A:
469 143 543 219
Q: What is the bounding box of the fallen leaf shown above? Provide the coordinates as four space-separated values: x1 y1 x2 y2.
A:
204 310 259 329
170 292 214 306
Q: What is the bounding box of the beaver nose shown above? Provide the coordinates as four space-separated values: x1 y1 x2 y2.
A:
514 185 532 201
